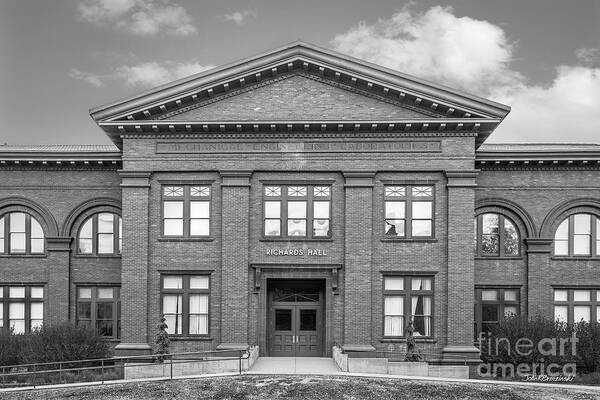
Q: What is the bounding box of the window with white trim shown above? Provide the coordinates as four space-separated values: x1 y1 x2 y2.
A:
77 286 121 338
554 214 600 257
162 185 211 237
475 213 520 257
554 289 600 323
0 286 44 333
383 276 433 337
263 185 331 239
0 212 45 255
78 213 122 255
161 275 210 335
474 288 520 337
384 186 434 238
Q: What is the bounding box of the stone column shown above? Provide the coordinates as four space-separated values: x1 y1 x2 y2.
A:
525 238 553 319
442 170 480 362
45 237 72 324
342 172 375 352
217 171 251 351
115 171 152 356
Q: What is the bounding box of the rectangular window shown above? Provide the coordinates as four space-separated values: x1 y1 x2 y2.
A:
474 288 520 338
162 185 211 237
384 185 434 238
161 274 210 336
76 286 121 338
553 288 600 324
263 185 331 239
0 286 45 333
383 276 433 337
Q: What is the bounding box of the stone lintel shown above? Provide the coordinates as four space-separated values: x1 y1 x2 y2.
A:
220 170 252 186
343 171 375 187
445 170 479 187
119 170 152 187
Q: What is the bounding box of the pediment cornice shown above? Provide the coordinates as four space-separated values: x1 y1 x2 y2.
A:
90 42 510 149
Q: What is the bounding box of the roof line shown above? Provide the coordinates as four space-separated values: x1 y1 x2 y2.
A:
89 41 510 122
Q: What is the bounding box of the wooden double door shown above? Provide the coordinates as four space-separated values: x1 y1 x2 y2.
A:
267 281 324 357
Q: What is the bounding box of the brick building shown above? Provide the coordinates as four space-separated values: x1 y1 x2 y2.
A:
1 42 599 365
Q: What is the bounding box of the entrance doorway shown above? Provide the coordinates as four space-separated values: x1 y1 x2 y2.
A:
267 280 325 357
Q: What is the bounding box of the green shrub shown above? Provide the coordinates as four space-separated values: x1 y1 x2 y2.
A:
18 323 110 366
480 315 600 374
0 329 21 366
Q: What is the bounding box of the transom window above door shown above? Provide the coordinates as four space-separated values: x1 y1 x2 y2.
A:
263 185 331 239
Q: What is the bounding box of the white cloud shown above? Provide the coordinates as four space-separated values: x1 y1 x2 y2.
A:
69 61 214 88
332 6 600 142
78 0 197 36
68 68 106 88
489 65 600 143
575 47 600 66
222 10 256 25
331 6 523 97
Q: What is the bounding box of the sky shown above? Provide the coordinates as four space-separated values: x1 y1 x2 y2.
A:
0 0 599 146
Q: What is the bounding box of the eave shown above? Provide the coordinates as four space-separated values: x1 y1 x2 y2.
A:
476 148 600 168
0 150 122 166
100 119 497 148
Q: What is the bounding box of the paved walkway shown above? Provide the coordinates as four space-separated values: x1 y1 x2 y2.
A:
249 357 341 374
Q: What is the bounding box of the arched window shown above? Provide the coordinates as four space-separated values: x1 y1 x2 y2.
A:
0 212 45 254
554 213 600 256
475 213 520 257
78 213 122 255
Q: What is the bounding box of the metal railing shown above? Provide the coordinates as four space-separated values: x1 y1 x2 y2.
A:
0 349 247 389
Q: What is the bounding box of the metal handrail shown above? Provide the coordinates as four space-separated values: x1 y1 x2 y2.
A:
0 349 245 370
0 349 248 389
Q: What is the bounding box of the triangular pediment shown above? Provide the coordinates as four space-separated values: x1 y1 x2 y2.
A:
161 73 435 121
90 41 510 147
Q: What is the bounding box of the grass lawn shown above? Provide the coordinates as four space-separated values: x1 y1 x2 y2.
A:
2 375 599 400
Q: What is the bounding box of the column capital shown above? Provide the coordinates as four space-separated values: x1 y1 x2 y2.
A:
220 170 252 187
445 170 479 188
343 171 376 187
525 238 554 253
45 236 72 252
118 170 151 188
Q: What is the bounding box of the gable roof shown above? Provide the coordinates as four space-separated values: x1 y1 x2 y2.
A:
90 41 510 148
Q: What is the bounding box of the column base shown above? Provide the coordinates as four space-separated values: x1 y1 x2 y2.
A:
115 343 153 357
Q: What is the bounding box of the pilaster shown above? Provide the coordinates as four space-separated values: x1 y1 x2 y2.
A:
442 170 480 363
525 238 553 319
115 170 152 355
45 236 72 324
342 171 375 351
217 170 251 349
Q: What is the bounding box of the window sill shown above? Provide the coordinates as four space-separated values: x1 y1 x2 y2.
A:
101 338 121 342
380 338 436 343
0 254 47 258
551 256 600 261
260 238 334 242
475 256 524 260
158 237 215 242
380 238 437 243
169 336 214 341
